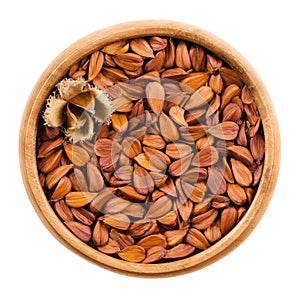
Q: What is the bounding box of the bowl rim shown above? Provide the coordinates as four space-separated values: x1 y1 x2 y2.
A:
19 20 280 277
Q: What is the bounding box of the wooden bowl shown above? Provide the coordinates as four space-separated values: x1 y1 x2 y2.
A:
19 20 280 277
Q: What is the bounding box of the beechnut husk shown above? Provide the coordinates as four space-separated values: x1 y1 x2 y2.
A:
37 37 265 263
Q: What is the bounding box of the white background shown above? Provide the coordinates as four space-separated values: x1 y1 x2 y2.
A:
1 0 299 299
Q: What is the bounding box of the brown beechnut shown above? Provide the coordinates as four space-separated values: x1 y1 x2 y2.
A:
36 36 265 264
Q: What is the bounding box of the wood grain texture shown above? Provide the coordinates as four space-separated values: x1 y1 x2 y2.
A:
19 20 280 277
